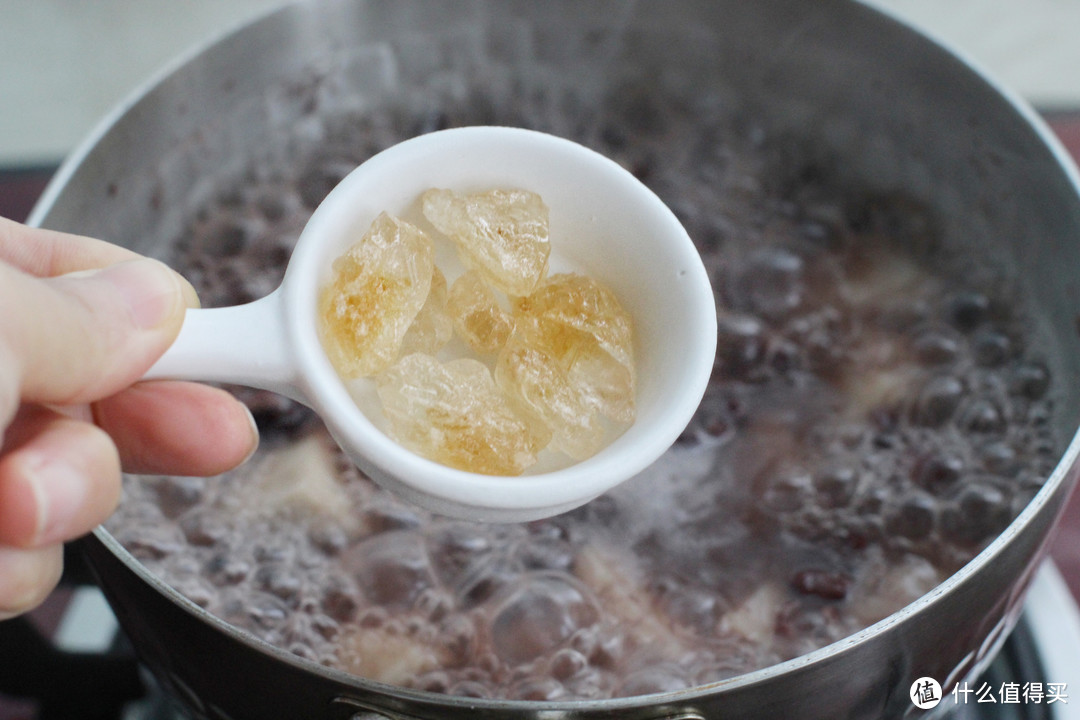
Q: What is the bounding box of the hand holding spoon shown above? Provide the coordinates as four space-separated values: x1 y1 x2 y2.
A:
145 126 717 522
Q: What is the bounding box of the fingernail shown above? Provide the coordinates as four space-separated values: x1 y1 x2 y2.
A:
239 403 261 465
96 259 186 330
177 275 201 309
25 458 87 546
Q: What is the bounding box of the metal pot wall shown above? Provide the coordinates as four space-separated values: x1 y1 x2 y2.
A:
30 1 1080 718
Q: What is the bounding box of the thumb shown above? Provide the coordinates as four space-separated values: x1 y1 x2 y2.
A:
0 258 191 415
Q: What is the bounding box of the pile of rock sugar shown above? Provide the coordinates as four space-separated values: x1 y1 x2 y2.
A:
318 188 636 475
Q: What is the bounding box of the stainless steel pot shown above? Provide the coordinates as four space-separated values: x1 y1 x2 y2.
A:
30 1 1080 718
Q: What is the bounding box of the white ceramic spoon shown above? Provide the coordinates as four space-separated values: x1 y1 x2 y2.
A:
145 126 717 522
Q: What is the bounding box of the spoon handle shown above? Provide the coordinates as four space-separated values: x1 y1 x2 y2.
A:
143 288 301 401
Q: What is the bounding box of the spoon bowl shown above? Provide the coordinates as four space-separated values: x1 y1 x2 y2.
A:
146 126 717 521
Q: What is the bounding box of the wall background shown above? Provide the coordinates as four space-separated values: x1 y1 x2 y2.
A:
0 0 283 166
1 0 1079 166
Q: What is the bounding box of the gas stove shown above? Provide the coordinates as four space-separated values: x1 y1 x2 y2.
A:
944 563 1080 720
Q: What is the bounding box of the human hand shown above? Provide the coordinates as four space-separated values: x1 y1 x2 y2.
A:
0 216 259 619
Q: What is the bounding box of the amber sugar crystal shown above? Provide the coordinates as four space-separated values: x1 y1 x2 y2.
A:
447 270 516 355
422 188 551 297
401 267 452 356
496 319 601 459
377 354 546 476
513 274 636 424
318 212 434 377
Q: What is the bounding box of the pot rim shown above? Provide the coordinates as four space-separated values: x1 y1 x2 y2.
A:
38 0 1080 711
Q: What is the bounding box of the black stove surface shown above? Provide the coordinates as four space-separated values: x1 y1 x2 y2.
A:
946 619 1055 720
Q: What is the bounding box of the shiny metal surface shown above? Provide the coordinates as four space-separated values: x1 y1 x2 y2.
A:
33 1 1080 718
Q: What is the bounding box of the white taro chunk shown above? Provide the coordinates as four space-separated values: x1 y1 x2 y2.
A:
337 621 450 686
249 434 353 523
422 188 551 297
573 544 691 660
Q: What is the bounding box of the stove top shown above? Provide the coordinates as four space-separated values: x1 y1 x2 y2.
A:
940 564 1080 720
